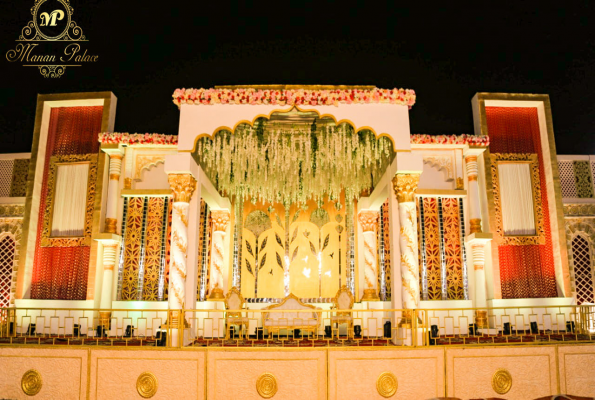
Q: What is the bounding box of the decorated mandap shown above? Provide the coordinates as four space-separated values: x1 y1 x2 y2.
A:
0 87 594 398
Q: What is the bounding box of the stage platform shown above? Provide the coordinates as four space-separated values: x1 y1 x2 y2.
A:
1 343 595 399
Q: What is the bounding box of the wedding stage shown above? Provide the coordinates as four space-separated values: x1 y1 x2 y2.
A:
1 87 595 398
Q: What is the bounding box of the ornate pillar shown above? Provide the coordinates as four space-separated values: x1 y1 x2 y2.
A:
208 210 230 300
167 173 197 324
358 211 380 301
98 146 124 331
466 235 492 328
392 173 421 323
464 147 492 327
104 151 123 233
464 152 482 234
98 242 119 329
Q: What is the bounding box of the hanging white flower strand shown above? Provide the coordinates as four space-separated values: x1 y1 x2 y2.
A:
195 119 394 205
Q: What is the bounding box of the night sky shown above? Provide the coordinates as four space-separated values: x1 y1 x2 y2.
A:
1 1 593 154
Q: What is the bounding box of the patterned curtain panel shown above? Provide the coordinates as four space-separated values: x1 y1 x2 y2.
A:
418 197 467 300
497 163 536 235
485 107 557 299
51 163 90 236
118 196 171 301
31 106 103 300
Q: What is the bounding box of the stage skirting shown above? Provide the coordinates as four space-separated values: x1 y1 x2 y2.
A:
0 345 595 399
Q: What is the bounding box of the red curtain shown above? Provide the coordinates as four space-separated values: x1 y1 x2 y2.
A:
31 106 103 300
486 107 557 298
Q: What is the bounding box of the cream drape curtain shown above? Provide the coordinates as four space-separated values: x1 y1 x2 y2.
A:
498 163 536 235
51 163 89 237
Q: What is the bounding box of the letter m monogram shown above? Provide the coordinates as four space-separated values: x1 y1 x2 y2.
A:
39 10 65 26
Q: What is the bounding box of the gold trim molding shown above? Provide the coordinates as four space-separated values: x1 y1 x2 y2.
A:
392 174 420 203
21 369 42 396
136 372 158 398
490 153 545 245
168 174 197 203
376 371 398 398
256 372 278 398
134 154 165 181
40 154 98 247
358 210 379 233
104 217 117 234
211 210 231 232
564 203 595 217
491 368 512 395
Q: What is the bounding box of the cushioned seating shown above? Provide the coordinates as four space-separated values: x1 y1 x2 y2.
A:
263 293 321 337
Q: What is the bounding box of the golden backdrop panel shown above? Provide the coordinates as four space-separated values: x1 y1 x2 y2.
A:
320 222 346 298
328 349 444 399
239 194 347 299
0 347 87 399
241 229 257 299
89 349 204 400
289 220 321 298
257 225 287 299
207 350 326 400
445 346 556 400
558 345 595 397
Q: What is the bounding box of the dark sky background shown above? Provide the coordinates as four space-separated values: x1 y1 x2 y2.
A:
1 1 594 154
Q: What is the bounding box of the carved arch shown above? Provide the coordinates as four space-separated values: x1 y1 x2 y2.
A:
423 155 454 181
134 155 166 181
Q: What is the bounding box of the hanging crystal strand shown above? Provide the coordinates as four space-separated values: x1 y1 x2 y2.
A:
116 198 129 301
157 197 170 301
419 197 429 301
378 204 386 301
198 202 210 301
232 199 243 288
459 197 470 300
284 202 290 297
438 197 448 300
346 194 356 295
136 197 149 300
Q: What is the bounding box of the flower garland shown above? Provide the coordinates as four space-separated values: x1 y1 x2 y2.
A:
98 132 488 148
410 134 489 146
196 122 394 205
98 132 178 146
172 87 416 108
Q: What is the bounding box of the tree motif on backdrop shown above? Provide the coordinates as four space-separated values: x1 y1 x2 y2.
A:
244 210 272 297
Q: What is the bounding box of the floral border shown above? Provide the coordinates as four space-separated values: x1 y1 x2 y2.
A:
172 87 416 108
100 132 489 147
410 134 489 147
98 132 178 146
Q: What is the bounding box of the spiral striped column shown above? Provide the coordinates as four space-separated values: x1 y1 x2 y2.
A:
358 211 380 301
208 210 230 300
392 173 421 324
167 173 197 326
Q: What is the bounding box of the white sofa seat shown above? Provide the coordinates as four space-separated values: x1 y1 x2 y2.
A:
262 295 320 334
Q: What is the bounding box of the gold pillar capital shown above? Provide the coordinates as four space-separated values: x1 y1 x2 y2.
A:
358 210 379 233
391 173 420 203
210 210 231 232
168 173 197 203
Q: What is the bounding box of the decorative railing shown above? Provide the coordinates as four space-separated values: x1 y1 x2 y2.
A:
0 305 593 348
